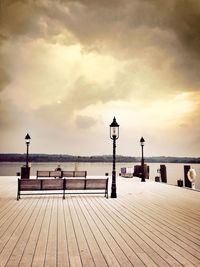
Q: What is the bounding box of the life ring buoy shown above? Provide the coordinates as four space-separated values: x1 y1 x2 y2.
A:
187 168 196 183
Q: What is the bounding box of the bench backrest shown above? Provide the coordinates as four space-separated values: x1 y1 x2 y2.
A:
37 170 87 178
62 171 87 178
18 177 108 191
65 179 86 190
62 171 74 177
37 171 50 177
18 179 64 191
74 171 87 177
18 179 41 190
42 179 64 190
85 178 108 190
49 171 62 178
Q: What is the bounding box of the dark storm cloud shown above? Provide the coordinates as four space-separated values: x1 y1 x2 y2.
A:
1 1 200 95
1 0 200 47
146 0 200 56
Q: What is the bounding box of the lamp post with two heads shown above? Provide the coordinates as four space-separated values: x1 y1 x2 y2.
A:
110 117 119 198
140 137 145 182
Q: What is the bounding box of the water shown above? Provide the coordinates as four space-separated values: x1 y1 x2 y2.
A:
0 162 200 190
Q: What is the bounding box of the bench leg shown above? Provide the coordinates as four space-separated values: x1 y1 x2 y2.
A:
17 193 20 201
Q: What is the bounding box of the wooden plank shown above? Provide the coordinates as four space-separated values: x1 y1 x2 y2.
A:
5 198 46 267
77 197 123 267
63 197 82 267
101 199 175 266
0 200 29 238
126 191 200 244
44 197 57 267
71 197 108 267
121 195 200 253
31 198 54 267
57 198 69 267
18 198 49 267
100 197 180 266
93 197 157 267
85 197 147 266
0 199 39 267
68 196 95 267
115 198 199 266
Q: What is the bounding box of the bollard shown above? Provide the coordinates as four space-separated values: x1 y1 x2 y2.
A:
177 179 183 187
160 165 167 183
184 165 192 188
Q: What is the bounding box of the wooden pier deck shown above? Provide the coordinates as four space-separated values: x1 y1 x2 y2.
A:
0 176 200 267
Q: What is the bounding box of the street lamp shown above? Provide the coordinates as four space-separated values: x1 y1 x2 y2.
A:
140 137 145 182
110 117 119 198
25 133 31 177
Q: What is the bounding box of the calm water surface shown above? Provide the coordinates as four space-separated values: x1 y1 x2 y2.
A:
0 162 200 189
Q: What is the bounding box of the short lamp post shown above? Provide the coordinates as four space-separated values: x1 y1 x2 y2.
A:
110 117 119 198
140 137 145 182
25 133 31 177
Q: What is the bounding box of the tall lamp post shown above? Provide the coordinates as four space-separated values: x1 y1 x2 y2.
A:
140 137 145 182
25 133 31 178
110 117 119 198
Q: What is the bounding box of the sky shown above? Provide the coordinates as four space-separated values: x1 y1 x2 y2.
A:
0 0 200 157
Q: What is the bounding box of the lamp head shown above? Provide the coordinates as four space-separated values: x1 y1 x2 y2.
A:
110 117 119 139
25 133 31 144
140 137 145 146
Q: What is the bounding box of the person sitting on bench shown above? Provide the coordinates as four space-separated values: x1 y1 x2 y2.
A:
54 165 62 178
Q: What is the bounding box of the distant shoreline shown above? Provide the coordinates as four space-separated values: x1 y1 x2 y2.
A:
0 153 200 164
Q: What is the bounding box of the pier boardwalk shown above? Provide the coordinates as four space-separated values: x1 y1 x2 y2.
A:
0 176 200 267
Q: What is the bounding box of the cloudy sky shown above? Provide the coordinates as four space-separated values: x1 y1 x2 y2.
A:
0 0 200 157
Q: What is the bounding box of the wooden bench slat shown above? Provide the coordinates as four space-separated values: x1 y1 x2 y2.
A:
19 179 41 190
86 179 108 190
49 171 62 178
42 179 64 190
74 171 87 177
65 179 86 190
37 171 50 177
62 171 74 177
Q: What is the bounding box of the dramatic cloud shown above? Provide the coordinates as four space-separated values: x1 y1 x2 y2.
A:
0 0 200 156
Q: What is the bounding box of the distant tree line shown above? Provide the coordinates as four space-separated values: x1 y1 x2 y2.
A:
0 154 200 163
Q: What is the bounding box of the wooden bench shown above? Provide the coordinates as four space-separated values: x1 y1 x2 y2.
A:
36 170 87 179
17 177 108 200
17 179 65 200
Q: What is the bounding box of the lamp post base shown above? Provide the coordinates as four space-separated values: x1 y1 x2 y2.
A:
111 192 117 198
111 181 117 198
21 166 30 179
